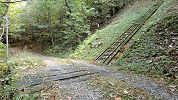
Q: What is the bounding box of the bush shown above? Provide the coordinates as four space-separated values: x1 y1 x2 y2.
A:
118 15 178 78
0 42 8 78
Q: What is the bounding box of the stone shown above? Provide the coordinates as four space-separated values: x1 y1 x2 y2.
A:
123 90 129 94
91 41 103 48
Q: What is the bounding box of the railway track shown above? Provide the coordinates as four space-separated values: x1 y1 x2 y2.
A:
95 0 164 65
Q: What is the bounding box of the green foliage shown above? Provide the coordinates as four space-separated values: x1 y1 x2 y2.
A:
9 0 134 56
0 51 46 100
7 52 45 69
0 42 7 78
0 0 6 16
14 93 38 100
0 63 8 78
0 42 5 57
0 42 5 48
117 1 178 79
0 42 10 100
71 0 155 60
9 0 94 50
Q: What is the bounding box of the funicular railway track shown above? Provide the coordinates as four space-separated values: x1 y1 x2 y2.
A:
95 0 164 65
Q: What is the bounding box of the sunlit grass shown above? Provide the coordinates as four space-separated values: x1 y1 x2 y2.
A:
7 51 45 69
116 0 176 79
71 0 155 61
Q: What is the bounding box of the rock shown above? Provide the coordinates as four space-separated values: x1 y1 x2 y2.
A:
123 90 129 94
91 41 103 48
169 85 177 92
148 60 153 63
170 88 176 92
172 37 178 40
169 45 173 48
158 32 164 35
169 85 176 88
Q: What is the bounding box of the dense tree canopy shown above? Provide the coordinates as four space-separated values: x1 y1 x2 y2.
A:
8 0 131 53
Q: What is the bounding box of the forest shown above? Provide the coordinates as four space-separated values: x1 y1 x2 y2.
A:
6 0 131 52
0 0 178 99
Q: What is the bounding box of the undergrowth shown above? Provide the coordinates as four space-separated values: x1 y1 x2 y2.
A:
0 42 8 78
0 50 46 99
117 0 178 81
71 0 155 60
8 51 45 69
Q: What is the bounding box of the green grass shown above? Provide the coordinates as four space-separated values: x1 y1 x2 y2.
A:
139 0 175 31
0 51 46 99
0 42 5 58
123 0 176 48
0 42 10 100
0 42 7 78
116 0 177 80
7 51 45 69
71 0 155 61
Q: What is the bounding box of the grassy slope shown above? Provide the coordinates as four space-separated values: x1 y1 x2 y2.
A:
116 0 177 78
71 0 155 61
8 51 45 69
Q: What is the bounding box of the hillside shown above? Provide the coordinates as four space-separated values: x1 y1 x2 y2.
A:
1 0 178 99
71 0 178 83
71 0 155 60
117 0 178 79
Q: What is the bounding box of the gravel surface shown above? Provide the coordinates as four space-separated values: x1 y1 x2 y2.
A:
18 57 178 100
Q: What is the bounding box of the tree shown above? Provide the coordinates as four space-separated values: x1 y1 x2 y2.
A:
8 0 131 53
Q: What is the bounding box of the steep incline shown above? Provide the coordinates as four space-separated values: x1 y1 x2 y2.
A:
72 0 155 61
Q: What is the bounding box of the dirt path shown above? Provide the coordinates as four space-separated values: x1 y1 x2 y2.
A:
72 60 178 100
17 56 178 100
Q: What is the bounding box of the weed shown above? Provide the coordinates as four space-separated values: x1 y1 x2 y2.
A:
7 51 45 69
117 0 178 81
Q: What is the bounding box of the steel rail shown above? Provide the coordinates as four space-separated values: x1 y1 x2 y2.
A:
105 0 164 65
95 0 164 65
